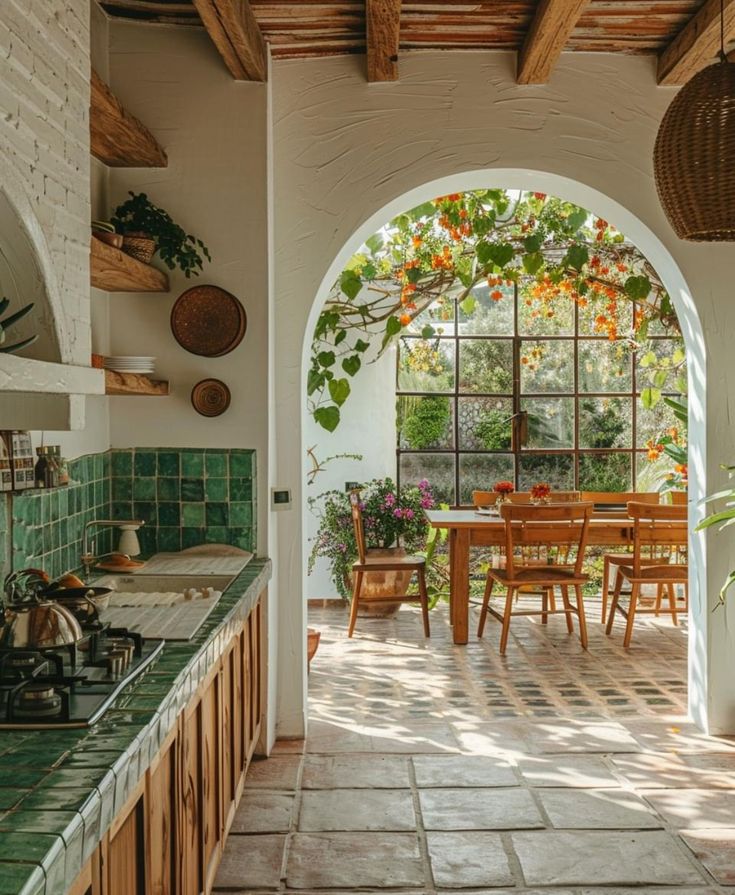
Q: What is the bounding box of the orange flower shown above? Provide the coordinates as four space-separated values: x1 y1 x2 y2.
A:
490 289 503 301
399 313 411 326
412 235 422 248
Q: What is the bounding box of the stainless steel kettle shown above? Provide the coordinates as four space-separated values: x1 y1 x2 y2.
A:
1 569 83 649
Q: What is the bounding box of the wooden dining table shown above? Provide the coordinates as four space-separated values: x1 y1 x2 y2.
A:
424 508 641 645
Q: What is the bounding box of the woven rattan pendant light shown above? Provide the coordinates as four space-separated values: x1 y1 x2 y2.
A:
654 1 735 241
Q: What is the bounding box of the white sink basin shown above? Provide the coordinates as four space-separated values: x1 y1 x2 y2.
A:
94 573 234 597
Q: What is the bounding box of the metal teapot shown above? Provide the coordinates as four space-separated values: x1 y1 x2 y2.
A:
1 569 83 650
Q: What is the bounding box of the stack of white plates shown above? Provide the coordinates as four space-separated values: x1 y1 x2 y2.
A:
105 356 156 374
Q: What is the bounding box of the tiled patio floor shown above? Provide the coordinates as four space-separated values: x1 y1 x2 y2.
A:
215 600 735 893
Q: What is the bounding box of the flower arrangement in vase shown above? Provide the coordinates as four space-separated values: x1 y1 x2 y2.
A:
530 482 552 505
493 481 515 505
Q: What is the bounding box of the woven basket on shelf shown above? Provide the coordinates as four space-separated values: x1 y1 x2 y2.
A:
121 233 156 263
654 60 735 242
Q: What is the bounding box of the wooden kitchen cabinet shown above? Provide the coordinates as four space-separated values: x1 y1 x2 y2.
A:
71 590 267 895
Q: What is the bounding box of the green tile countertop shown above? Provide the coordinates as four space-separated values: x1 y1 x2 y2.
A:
0 557 271 895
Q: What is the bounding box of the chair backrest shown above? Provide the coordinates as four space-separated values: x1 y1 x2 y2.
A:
581 491 659 509
669 490 688 506
627 501 688 575
349 489 367 564
471 490 580 506
500 501 594 578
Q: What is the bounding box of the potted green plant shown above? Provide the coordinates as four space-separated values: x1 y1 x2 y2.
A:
110 192 211 277
308 477 435 615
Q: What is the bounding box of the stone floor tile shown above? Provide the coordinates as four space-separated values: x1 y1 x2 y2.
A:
419 787 542 830
621 719 735 754
413 754 517 788
450 722 529 757
244 755 302 790
299 788 416 831
230 792 294 833
305 720 375 753
643 789 735 829
511 830 704 885
680 828 735 885
286 832 424 888
213 833 285 889
537 788 662 829
270 738 305 755
302 754 410 789
612 753 735 790
426 831 514 888
370 722 460 755
518 755 620 788
527 719 640 754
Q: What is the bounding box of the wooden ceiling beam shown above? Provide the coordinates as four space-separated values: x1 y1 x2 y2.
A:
191 0 267 81
366 0 401 81
90 69 167 167
658 0 735 85
517 0 589 84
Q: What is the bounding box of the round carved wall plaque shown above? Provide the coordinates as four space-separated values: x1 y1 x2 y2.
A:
171 285 246 357
191 378 231 417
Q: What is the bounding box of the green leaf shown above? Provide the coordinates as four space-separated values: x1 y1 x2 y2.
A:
340 269 363 301
334 329 347 345
522 252 543 275
639 350 657 368
566 208 587 232
385 316 402 337
672 347 685 365
354 338 370 353
328 378 351 407
342 355 361 376
314 405 340 432
565 244 589 271
460 296 476 316
421 325 435 339
405 265 422 284
637 319 649 342
365 233 383 254
307 368 323 396
317 351 335 368
523 234 542 253
478 241 514 268
407 201 435 221
640 387 661 409
361 262 377 280
472 214 494 236
625 275 651 300
653 369 668 388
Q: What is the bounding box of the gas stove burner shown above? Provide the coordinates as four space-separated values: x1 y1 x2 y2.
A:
13 682 63 719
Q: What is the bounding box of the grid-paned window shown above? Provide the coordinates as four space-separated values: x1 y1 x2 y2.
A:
396 281 681 505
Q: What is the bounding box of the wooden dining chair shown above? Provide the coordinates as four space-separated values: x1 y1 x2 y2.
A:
477 502 593 655
605 501 688 647
347 490 430 639
581 491 661 623
471 490 580 506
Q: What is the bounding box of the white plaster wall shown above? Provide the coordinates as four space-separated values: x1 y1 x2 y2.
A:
305 347 396 599
272 50 735 736
106 22 269 557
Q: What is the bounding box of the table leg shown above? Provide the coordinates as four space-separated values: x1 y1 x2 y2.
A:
448 528 457 627
453 528 470 645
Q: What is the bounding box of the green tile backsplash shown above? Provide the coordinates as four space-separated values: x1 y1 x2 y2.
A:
1 447 256 580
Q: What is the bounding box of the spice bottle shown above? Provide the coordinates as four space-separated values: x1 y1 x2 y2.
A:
34 447 48 489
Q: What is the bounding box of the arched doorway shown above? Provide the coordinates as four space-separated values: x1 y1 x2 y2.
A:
300 171 707 729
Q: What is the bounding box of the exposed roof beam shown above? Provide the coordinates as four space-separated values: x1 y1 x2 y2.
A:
658 0 735 85
366 0 401 81
517 0 589 84
191 0 267 81
90 69 167 167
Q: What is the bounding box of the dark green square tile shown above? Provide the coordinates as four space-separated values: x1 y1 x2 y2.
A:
205 526 228 544
139 527 157 555
0 860 45 894
228 527 254 551
205 453 227 477
0 788 31 811
205 477 227 501
133 477 156 501
229 451 254 477
181 452 204 476
230 478 252 501
157 502 180 527
157 527 181 553
157 477 180 501
182 479 204 502
157 452 180 477
182 503 205 527
112 502 134 521
133 502 156 525
229 502 252 526
133 451 156 477
182 527 205 549
112 478 132 501
206 503 228 526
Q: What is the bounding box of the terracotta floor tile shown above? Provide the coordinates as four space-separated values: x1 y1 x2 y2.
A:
298 788 416 831
244 755 302 790
213 833 285 889
419 787 542 830
286 832 424 888
426 831 514 887
230 792 294 833
301 754 410 789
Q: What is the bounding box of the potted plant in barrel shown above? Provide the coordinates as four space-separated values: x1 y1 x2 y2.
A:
308 477 435 616
110 192 211 277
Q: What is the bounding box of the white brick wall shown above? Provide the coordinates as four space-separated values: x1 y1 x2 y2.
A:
0 0 91 365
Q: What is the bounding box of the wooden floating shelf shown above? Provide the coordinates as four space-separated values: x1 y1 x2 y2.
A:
91 236 169 293
105 369 170 397
90 69 168 168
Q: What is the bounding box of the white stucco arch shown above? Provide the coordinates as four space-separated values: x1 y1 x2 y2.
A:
272 51 735 741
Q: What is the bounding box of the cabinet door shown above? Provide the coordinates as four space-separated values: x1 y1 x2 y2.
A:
221 645 235 829
232 630 244 783
107 799 145 895
148 739 177 895
201 677 221 892
180 708 202 895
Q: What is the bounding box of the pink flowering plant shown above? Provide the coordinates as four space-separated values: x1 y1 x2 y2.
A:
308 477 435 599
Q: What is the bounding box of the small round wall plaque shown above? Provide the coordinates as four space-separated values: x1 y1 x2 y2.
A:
171 285 246 357
191 379 231 417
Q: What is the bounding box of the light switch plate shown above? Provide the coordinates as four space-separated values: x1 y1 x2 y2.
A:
271 487 292 510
